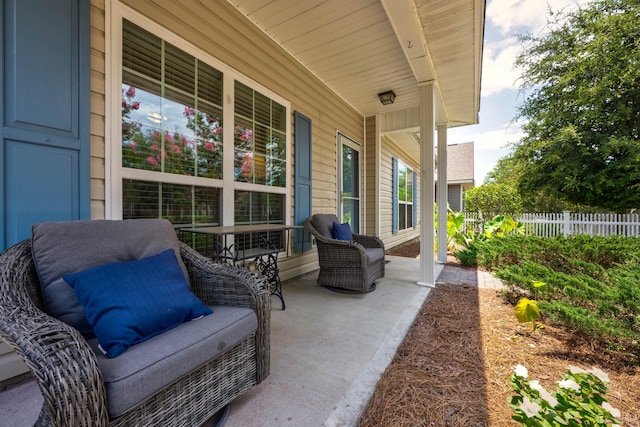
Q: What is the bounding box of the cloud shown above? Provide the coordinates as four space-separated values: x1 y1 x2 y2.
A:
481 0 591 96
486 0 587 37
473 124 524 150
450 122 525 183
481 37 521 96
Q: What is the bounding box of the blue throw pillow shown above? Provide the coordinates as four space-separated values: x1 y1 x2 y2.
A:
63 249 212 358
332 221 353 241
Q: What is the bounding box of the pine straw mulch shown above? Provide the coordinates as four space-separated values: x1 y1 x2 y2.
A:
360 244 640 426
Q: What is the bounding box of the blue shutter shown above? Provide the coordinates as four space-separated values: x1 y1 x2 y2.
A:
293 112 312 252
392 157 398 234
413 169 418 229
1 0 90 249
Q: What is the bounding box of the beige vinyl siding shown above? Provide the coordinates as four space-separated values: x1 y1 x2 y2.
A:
91 1 364 279
379 135 421 251
91 0 106 219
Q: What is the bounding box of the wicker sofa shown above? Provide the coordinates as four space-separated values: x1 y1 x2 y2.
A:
0 219 270 426
304 214 385 293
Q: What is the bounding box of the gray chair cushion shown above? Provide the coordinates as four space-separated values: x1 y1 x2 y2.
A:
90 305 257 417
311 214 339 239
31 219 188 337
365 248 385 265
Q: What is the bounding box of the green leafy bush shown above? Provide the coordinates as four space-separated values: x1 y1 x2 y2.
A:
456 235 640 359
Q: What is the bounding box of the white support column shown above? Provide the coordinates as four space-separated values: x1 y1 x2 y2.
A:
418 83 435 287
437 124 448 264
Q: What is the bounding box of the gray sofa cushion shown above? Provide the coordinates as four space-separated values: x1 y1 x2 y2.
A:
31 219 188 337
89 305 257 417
311 214 340 239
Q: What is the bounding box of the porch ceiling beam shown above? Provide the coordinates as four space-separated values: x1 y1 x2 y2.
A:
380 0 449 123
379 0 434 83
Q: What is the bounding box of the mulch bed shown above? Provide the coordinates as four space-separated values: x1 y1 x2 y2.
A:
362 244 639 426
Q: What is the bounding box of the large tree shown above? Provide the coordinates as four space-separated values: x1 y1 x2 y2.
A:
513 0 640 212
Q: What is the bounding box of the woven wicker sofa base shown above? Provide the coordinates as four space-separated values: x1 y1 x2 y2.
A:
35 336 257 426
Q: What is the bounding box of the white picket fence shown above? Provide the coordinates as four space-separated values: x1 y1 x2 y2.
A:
464 211 640 238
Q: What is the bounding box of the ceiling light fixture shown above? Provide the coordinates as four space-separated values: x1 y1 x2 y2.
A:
377 90 396 105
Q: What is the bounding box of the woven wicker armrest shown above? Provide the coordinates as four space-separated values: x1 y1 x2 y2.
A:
351 233 385 250
179 242 271 382
0 239 109 426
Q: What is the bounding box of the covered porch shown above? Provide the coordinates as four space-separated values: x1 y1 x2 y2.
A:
0 0 486 421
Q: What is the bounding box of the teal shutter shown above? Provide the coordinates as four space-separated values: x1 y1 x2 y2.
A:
1 0 90 249
293 112 312 252
392 157 398 234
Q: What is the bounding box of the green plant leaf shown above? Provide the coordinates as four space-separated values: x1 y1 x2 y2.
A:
515 298 540 324
532 281 546 289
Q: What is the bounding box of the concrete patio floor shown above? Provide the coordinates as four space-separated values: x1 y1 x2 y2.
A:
226 255 439 427
0 255 444 426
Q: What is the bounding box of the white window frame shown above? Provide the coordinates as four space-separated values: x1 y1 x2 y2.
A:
336 132 362 233
106 2 292 228
397 160 414 231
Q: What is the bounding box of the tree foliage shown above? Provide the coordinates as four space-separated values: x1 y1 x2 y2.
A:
487 154 582 212
513 0 640 212
464 183 523 218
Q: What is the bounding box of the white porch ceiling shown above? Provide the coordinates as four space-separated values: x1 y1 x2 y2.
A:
226 0 485 126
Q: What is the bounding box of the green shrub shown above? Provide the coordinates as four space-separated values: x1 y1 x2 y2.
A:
457 235 640 359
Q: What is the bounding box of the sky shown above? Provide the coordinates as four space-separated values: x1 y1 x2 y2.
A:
448 0 590 185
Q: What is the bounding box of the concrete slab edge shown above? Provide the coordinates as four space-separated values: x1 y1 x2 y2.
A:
323 286 432 427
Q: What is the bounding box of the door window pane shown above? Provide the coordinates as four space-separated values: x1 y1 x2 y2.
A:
339 135 361 232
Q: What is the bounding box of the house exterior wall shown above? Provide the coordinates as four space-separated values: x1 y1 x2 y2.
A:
448 184 462 211
89 0 365 280
90 0 106 219
379 135 421 250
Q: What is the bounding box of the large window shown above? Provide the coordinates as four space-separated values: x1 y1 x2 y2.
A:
398 162 414 230
234 82 286 187
393 158 415 233
118 19 288 231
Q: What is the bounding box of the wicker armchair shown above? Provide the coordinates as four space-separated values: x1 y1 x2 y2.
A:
304 214 385 293
0 232 270 426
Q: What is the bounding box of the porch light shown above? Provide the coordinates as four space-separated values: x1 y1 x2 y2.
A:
377 90 396 105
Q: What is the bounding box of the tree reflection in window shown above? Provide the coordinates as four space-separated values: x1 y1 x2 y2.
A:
234 81 286 187
121 85 225 178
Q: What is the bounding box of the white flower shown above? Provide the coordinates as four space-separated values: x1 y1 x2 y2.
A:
538 388 558 408
514 364 528 378
601 401 621 418
558 379 581 391
567 365 587 374
530 380 558 407
588 367 610 383
520 396 541 418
